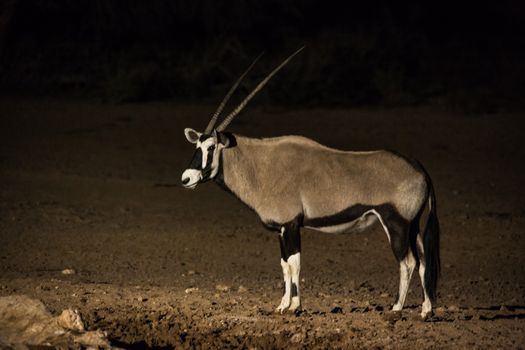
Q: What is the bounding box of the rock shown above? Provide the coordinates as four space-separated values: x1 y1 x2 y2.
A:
61 269 76 275
215 284 230 292
435 306 446 314
184 287 199 294
380 292 390 298
291 333 304 343
238 285 248 293
448 305 460 312
188 270 196 276
56 309 84 331
0 295 110 348
73 330 110 348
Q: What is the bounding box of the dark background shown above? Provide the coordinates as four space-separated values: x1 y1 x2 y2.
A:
0 0 524 110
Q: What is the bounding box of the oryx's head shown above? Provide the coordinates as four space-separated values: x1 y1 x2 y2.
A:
181 128 231 189
181 47 304 189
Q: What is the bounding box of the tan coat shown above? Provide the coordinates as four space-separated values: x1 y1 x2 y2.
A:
221 135 427 226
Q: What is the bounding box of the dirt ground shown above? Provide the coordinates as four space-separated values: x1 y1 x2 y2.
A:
1 97 524 349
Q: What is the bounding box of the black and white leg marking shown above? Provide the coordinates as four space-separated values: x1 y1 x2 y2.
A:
417 234 432 318
276 220 301 313
392 250 417 311
373 207 417 312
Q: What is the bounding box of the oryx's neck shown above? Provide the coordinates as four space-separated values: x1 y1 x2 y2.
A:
215 135 263 210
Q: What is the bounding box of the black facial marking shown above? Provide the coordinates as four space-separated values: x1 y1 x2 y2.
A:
198 134 212 142
187 148 203 170
186 133 218 182
200 146 215 181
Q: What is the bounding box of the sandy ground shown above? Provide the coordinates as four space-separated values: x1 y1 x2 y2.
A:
0 97 524 349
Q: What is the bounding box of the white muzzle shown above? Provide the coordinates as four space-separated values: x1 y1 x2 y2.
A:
181 169 202 189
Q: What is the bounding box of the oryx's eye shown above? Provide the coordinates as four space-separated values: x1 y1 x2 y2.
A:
208 145 215 152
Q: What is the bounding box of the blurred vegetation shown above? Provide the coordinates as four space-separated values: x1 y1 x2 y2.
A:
0 0 524 111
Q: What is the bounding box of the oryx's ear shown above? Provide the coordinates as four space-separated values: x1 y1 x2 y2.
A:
184 128 201 144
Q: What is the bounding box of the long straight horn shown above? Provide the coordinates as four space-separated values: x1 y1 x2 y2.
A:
204 53 263 134
216 46 304 132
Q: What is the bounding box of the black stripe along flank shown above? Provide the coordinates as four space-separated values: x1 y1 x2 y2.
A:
303 203 407 229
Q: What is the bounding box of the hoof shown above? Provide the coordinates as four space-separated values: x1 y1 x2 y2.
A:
275 306 286 314
421 310 434 320
275 304 289 314
289 297 301 313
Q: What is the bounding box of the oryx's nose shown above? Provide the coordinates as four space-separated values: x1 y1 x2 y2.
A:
181 177 190 185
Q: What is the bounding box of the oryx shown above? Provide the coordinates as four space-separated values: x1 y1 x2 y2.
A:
181 48 440 318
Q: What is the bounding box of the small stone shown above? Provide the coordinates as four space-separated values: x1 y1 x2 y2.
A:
137 296 148 302
188 270 196 276
238 285 248 293
215 284 230 292
380 293 390 298
448 305 460 312
185 287 199 294
291 333 304 343
61 269 76 275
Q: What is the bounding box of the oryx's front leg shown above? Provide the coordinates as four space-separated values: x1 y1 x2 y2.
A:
276 254 291 313
276 223 301 313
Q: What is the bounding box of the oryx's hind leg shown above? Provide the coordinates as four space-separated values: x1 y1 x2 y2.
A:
276 220 301 313
417 234 432 318
392 240 417 312
375 207 416 312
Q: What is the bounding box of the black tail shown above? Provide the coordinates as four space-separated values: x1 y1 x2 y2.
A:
423 179 441 302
